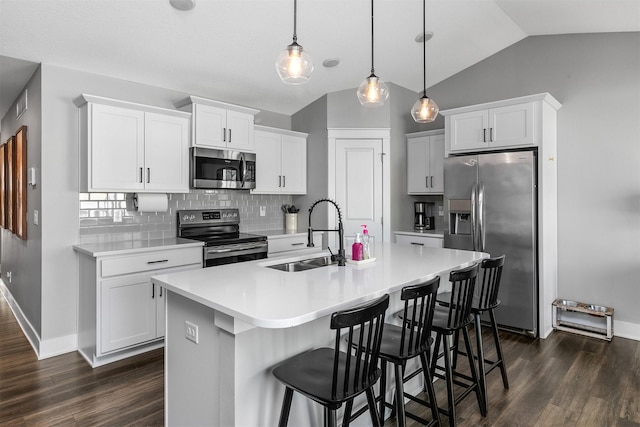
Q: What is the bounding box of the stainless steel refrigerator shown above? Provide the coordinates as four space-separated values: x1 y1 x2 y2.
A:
444 150 537 336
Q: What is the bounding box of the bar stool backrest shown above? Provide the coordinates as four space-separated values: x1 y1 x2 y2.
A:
444 263 479 329
399 276 440 358
331 294 389 401
476 255 506 311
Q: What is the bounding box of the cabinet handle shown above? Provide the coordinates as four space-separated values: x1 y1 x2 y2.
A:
223 128 227 142
483 128 487 143
152 283 155 299
228 129 232 142
139 167 143 183
291 242 304 246
147 168 150 183
159 286 163 297
283 175 286 187
278 175 282 187
490 127 493 142
430 176 433 188
147 259 169 264
410 242 425 246
426 176 429 188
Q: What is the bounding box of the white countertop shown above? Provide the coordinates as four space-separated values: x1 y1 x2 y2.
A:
73 237 203 257
152 242 487 329
394 230 445 238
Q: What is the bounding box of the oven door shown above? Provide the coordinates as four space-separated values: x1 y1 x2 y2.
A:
204 241 267 267
191 147 256 190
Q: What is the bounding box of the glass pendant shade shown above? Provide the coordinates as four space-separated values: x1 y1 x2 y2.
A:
276 42 314 85
411 94 439 123
357 74 389 107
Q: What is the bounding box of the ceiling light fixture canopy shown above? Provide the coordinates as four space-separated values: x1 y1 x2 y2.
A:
276 0 314 85
357 0 388 107
411 0 439 123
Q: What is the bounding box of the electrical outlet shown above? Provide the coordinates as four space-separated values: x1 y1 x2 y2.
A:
185 321 199 344
438 205 444 217
6 271 11 283
259 206 266 217
113 210 123 223
33 210 39 225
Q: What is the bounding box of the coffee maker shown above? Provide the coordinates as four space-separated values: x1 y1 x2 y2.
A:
414 202 435 230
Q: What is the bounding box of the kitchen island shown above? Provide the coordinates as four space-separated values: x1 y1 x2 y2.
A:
152 242 487 426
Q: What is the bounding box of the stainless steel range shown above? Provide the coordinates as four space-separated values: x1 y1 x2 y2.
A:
177 209 267 267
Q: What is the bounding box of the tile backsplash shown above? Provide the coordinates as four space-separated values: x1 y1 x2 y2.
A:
79 190 293 244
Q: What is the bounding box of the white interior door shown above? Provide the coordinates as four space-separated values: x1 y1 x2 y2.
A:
334 139 383 249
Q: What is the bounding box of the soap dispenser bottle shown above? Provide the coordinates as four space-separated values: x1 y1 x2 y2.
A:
351 233 364 261
361 224 371 259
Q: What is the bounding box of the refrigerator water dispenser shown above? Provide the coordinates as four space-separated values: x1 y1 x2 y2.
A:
448 199 472 235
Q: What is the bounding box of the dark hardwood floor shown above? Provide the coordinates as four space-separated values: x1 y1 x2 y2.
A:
1 293 639 426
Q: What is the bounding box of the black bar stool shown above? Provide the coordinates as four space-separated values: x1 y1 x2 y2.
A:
346 277 442 427
437 255 509 412
430 263 485 427
272 294 390 427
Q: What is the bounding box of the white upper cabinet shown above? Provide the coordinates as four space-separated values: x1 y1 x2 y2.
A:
442 93 561 155
144 112 190 192
75 95 190 193
174 96 259 151
252 126 307 194
407 130 445 195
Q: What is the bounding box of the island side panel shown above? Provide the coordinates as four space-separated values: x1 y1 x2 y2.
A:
166 289 410 426
166 291 221 425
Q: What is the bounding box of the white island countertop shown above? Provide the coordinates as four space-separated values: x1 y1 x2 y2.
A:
152 242 487 329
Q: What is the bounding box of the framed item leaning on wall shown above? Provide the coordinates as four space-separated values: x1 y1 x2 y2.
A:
6 135 14 233
15 126 27 239
0 142 5 229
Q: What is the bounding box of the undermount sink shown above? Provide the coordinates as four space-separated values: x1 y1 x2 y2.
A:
266 256 337 272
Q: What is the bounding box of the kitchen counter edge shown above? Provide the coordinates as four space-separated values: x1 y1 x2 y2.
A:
73 237 204 257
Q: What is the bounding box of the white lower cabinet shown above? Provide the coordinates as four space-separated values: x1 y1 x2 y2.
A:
268 232 323 256
395 232 444 248
77 245 202 367
100 272 163 354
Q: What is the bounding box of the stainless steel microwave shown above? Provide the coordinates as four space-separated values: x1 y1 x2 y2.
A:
190 147 256 190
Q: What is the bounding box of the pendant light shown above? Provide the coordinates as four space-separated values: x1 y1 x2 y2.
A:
410 0 439 123
357 0 389 107
275 0 314 84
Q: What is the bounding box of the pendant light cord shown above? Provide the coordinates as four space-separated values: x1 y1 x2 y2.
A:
370 0 375 74
293 0 298 43
422 0 427 96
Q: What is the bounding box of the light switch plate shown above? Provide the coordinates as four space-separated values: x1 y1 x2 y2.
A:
33 210 39 225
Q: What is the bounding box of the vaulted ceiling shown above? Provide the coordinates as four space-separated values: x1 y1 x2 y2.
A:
1 0 638 120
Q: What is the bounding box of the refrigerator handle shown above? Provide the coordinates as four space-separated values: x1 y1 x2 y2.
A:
471 182 477 251
478 183 485 252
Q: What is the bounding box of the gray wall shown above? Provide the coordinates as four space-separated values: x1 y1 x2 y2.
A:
291 95 329 231
0 67 43 336
426 32 640 327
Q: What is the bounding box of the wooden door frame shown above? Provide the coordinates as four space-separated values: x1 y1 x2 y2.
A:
327 128 391 243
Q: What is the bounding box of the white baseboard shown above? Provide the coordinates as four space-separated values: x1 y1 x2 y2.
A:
614 320 640 341
0 280 77 359
40 333 78 359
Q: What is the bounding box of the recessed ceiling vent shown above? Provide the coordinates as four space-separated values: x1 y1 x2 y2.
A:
170 0 195 11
